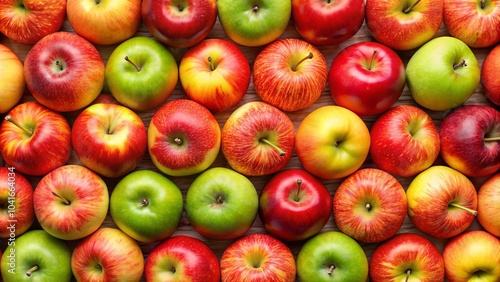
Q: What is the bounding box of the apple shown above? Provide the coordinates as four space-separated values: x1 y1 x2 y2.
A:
328 41 406 116
72 103 147 178
477 173 500 236
0 101 72 176
105 36 179 111
67 0 141 45
407 165 478 239
0 0 66 44
253 38 328 112
71 227 144 282
0 167 34 238
0 44 24 114
23 31 105 112
217 0 291 47
221 101 295 176
443 230 500 281
295 105 370 180
333 168 407 243
443 0 500 48
148 99 221 176
369 233 445 282
145 235 221 282
110 170 184 243
406 36 480 111
365 0 444 50
259 168 332 242
33 164 109 241
369 105 440 177
296 230 369 282
142 0 217 48
184 167 259 240
440 105 500 178
179 38 251 112
1 229 72 282
481 44 500 106
292 0 365 46
220 233 296 282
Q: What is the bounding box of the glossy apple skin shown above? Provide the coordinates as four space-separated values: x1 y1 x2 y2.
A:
0 0 66 44
370 105 440 177
407 166 477 239
481 44 500 105
72 103 147 178
333 168 407 243
148 99 221 176
253 38 328 112
292 0 365 45
443 0 500 48
0 44 24 114
179 38 251 112
221 101 295 176
259 168 332 241
295 105 370 180
0 101 72 176
365 0 443 50
443 230 500 281
369 233 445 282
71 227 144 282
329 41 406 116
440 105 500 178
0 167 34 238
67 0 141 45
477 173 500 236
221 233 296 282
145 235 221 282
142 0 217 48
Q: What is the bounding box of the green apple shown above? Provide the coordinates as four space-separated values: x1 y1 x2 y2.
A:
296 231 369 282
1 229 72 282
217 0 291 47
105 36 178 111
185 167 259 240
406 36 480 111
110 170 184 243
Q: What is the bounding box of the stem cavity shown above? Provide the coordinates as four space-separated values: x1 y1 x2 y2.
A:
5 115 33 136
449 202 478 216
124 56 141 72
292 52 313 71
52 191 71 205
453 59 467 70
293 179 303 202
403 0 422 13
260 138 285 156
208 56 216 71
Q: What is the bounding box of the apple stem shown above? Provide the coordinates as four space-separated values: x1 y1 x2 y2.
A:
292 52 313 71
26 265 39 277
216 195 224 203
208 56 217 71
367 50 377 70
293 179 303 202
124 56 141 72
51 191 71 205
174 137 183 145
453 59 467 70
403 0 422 13
4 115 33 136
252 5 259 13
484 136 500 142
139 198 149 207
405 269 411 282
365 203 371 211
449 202 478 216
55 60 64 71
259 138 285 156
481 0 485 8
328 264 335 275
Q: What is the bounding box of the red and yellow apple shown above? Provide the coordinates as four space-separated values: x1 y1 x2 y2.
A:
0 44 24 114
477 173 500 236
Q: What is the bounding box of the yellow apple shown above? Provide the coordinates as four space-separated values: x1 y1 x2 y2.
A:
0 44 24 114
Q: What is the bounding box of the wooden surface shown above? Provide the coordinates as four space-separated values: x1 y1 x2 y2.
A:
1 14 497 280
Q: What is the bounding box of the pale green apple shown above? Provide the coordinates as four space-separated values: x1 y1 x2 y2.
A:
406 36 480 111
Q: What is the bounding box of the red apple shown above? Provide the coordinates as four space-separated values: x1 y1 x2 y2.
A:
72 103 147 178
220 233 296 282
292 0 365 46
144 235 221 282
148 99 221 177
179 38 251 112
440 105 500 178
253 38 328 112
333 168 407 243
23 31 105 112
369 105 440 177
477 173 500 236
141 0 217 48
328 41 406 116
0 101 72 176
369 233 445 281
481 44 500 106
0 0 66 44
221 101 295 176
259 168 332 242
